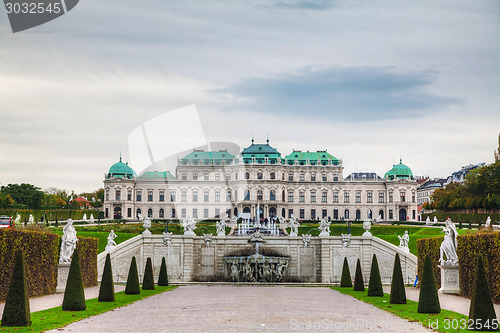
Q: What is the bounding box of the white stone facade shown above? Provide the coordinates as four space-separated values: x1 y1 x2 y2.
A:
103 145 418 222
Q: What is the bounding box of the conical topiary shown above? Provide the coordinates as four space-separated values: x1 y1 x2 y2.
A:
390 253 406 304
353 258 365 291
142 257 155 290
125 257 140 295
62 249 86 311
367 254 384 297
158 257 169 286
1 250 31 327
417 256 440 313
468 256 498 331
98 253 115 302
340 257 352 287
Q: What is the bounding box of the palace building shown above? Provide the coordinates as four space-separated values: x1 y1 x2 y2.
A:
103 139 418 222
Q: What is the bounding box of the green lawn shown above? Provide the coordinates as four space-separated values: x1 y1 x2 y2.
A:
50 230 139 254
332 287 475 333
0 286 177 332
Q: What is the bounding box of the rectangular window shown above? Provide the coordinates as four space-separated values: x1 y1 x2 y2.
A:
322 209 327 218
226 190 231 202
136 191 142 202
148 191 153 202
193 209 198 219
412 194 415 203
171 209 176 218
115 190 121 201
333 209 339 220
299 192 305 202
215 191 220 202
193 173 198 180
355 192 361 203
127 208 132 218
270 191 276 201
378 193 384 203
215 173 220 181
127 191 131 201
389 192 393 203
105 208 108 218
204 208 209 218
311 192 316 203
193 191 198 202
226 173 231 181
322 192 327 203
235 173 238 180
182 173 187 181
299 209 305 219
182 208 186 218
105 191 109 201
215 209 220 218
344 192 349 203
333 192 339 203
270 173 275 180
400 192 406 202
288 209 293 218
389 209 393 219
322 174 327 181
299 173 305 181
412 210 416 220
204 172 209 180
311 173 316 181
170 191 176 202
181 191 187 202
288 192 294 202
367 192 372 203
204 191 209 202
333 176 339 181
244 190 250 200
257 172 263 179
311 209 316 219
245 172 250 180
159 191 165 202
288 173 293 181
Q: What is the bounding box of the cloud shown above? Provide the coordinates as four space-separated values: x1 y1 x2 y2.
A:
272 0 339 10
213 66 463 122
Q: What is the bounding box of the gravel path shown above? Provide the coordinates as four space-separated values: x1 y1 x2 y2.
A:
50 286 430 332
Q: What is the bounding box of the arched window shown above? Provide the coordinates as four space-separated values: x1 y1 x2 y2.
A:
243 207 251 213
367 210 372 219
355 209 361 220
270 190 276 201
148 208 153 218
257 190 263 200
136 208 141 218
282 190 285 202
270 172 275 180
378 210 384 220
344 209 349 219
159 208 164 218
171 208 176 218
282 208 286 218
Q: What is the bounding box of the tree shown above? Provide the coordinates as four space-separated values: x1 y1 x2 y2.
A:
158 257 169 286
340 257 352 287
417 256 440 313
0 183 45 209
62 249 86 311
367 254 384 297
389 253 406 304
142 257 155 290
98 253 115 302
353 259 365 291
468 256 498 332
1 250 31 327
125 257 140 295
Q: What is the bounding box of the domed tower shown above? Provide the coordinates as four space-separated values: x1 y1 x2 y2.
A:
103 156 137 220
384 159 414 181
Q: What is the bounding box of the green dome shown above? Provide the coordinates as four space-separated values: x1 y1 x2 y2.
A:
384 159 414 180
108 157 136 179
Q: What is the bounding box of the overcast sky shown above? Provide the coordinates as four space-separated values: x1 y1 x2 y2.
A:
0 0 499 193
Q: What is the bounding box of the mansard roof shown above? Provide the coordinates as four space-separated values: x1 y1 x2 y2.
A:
284 150 339 166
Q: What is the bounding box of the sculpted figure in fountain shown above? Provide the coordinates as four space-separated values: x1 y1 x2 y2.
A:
289 215 299 236
216 218 227 237
319 218 331 237
439 218 458 265
302 234 312 247
162 231 173 246
230 259 239 282
183 216 197 236
244 259 254 282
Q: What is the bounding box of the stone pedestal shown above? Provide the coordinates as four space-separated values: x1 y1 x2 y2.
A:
438 264 460 294
56 263 71 293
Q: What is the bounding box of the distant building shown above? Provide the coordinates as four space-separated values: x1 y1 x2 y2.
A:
446 163 485 183
70 196 90 209
417 178 447 206
103 140 419 222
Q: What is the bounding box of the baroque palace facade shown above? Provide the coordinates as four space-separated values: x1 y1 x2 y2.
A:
103 140 418 222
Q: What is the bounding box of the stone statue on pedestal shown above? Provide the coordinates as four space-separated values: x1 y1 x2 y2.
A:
289 215 299 236
398 231 409 253
216 218 227 237
183 216 197 236
439 218 458 265
105 230 118 252
318 218 331 237
59 219 78 264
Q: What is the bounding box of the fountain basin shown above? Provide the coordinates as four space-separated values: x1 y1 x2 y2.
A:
224 255 290 282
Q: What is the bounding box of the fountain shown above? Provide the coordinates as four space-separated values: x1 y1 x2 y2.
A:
233 218 286 236
224 230 290 282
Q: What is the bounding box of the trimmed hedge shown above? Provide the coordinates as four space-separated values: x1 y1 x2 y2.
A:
0 229 98 302
1 250 31 326
417 231 500 302
0 209 101 224
0 229 59 301
421 212 500 224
